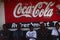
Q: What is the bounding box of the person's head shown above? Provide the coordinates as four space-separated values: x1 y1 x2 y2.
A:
40 23 45 29
17 24 21 30
29 25 34 31
55 23 60 30
3 24 7 30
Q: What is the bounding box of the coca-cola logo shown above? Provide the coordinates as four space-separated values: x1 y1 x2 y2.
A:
13 2 55 18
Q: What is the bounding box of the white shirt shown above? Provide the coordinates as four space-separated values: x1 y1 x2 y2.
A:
51 28 60 36
26 30 37 40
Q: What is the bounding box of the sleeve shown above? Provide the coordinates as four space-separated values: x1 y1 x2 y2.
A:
33 31 37 38
51 29 56 36
58 29 60 32
51 29 54 35
26 31 29 38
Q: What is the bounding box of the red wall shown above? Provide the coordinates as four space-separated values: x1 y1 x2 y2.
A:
4 0 60 23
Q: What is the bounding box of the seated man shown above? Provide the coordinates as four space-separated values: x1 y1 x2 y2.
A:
37 23 51 40
13 24 23 40
0 24 10 40
51 23 60 40
26 25 37 40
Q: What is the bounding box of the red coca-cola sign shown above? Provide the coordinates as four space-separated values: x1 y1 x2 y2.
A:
4 0 60 23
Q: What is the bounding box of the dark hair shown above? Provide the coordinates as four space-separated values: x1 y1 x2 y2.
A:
29 25 33 28
3 24 6 27
55 23 59 26
3 24 7 27
3 24 8 29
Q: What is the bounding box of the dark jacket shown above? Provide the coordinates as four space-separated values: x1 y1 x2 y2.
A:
37 29 52 40
0 30 10 40
13 30 23 40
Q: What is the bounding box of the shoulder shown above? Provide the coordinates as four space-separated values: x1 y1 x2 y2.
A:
26 31 30 33
46 29 50 32
36 29 40 31
26 31 30 35
51 28 57 34
0 30 3 32
58 28 60 32
33 30 36 32
52 28 56 31
26 31 30 34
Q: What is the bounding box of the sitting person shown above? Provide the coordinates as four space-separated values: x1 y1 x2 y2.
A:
13 24 23 40
0 24 10 40
26 25 37 40
51 23 60 40
37 23 51 40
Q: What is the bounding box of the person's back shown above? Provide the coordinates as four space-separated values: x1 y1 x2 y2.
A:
26 25 37 40
13 30 23 40
0 24 10 40
2 30 10 40
37 28 51 40
13 24 23 40
37 23 51 40
51 23 60 40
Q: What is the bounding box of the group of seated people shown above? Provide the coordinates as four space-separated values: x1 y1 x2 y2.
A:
0 23 60 40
